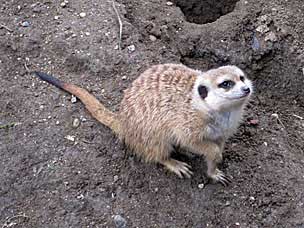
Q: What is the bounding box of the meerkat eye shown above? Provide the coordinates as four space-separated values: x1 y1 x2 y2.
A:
240 76 245 82
218 80 235 89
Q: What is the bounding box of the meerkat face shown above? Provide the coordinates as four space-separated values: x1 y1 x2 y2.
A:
192 65 253 112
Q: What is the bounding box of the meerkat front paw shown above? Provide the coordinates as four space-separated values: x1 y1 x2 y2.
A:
161 158 193 179
209 168 231 186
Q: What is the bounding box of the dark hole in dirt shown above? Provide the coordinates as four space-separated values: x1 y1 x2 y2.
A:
171 0 240 24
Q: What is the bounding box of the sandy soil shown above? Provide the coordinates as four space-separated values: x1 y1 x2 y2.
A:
1 0 304 227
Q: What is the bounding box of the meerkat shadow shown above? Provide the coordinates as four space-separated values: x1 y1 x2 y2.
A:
171 145 208 178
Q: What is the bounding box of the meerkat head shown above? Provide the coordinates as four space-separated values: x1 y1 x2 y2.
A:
192 65 253 112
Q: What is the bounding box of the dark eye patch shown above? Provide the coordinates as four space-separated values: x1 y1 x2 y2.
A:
198 85 208 99
218 80 235 89
240 76 245 82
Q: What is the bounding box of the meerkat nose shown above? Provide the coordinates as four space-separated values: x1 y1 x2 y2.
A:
242 86 250 95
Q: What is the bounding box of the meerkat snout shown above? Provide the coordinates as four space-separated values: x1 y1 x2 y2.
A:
241 86 251 95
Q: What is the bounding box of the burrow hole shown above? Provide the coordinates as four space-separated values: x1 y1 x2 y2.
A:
171 0 240 24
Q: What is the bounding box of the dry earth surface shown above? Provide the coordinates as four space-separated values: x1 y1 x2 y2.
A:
1 0 304 227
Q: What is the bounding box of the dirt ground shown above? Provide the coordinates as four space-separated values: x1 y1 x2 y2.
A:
1 0 304 227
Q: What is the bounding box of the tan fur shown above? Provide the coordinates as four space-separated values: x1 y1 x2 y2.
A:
63 83 120 133
36 63 253 185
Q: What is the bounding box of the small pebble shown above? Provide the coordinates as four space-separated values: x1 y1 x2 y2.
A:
80 116 87 122
271 113 279 118
21 21 30 27
198 183 205 189
249 196 255 201
72 118 80 128
77 194 84 199
54 15 60 20
79 12 86 18
265 31 277 42
235 222 240 226
56 121 60 125
71 95 77 103
113 175 119 182
85 32 90 36
60 2 66 7
252 35 260 50
256 24 269 34
114 215 126 228
122 75 127 80
166 1 174 6
149 35 157 42
263 142 268 146
65 135 75 142
127 45 136 53
249 119 259 125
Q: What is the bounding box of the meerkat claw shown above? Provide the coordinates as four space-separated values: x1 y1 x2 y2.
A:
210 169 232 186
161 159 193 179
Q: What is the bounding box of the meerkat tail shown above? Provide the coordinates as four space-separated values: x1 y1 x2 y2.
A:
34 71 120 134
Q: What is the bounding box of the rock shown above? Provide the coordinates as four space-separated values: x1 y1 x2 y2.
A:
198 183 205 189
32 5 42 13
65 135 75 142
249 119 259 126
54 15 60 20
166 1 174 6
252 34 260 50
265 31 277 42
114 215 126 228
72 118 80 128
60 2 67 7
149 35 157 42
79 12 86 18
271 113 279 118
256 24 269 34
127 45 136 53
113 175 119 182
85 32 90 36
21 21 30 27
71 95 77 103
80 116 87 122
150 26 161 38
122 75 127 80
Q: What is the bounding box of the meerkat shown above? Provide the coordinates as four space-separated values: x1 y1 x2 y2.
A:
34 63 253 186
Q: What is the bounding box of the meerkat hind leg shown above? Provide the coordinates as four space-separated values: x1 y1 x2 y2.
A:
160 158 193 178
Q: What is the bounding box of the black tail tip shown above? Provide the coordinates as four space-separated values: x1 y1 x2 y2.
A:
33 71 63 88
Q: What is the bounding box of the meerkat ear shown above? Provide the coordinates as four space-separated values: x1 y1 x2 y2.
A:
198 85 208 99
